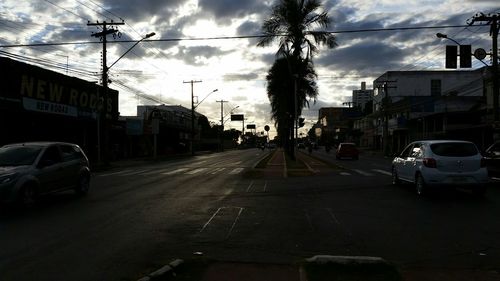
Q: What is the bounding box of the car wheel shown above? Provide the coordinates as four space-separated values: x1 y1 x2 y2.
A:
392 168 401 185
75 174 90 196
415 174 426 196
19 184 38 208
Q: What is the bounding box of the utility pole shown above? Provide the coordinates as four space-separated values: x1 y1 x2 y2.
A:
184 80 202 155
88 20 124 165
469 13 499 127
216 100 228 151
376 80 397 156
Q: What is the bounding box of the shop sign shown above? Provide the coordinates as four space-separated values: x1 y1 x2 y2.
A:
23 97 78 117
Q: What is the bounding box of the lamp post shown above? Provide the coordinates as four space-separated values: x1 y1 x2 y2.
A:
191 89 218 155
98 32 155 164
437 31 498 125
436 32 460 45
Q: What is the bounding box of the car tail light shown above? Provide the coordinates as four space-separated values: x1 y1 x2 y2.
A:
480 158 486 168
423 158 437 168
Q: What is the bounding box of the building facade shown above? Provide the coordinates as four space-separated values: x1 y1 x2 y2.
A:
355 68 492 154
0 57 119 162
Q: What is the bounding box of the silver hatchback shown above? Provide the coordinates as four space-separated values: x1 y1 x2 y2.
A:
392 140 489 196
0 142 91 207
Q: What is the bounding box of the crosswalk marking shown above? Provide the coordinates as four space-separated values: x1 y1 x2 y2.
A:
229 168 244 175
186 168 208 175
372 169 392 176
340 172 351 176
162 168 189 175
124 169 149 176
352 169 374 176
210 168 226 174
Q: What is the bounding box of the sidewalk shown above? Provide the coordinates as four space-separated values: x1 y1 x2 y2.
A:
137 256 403 281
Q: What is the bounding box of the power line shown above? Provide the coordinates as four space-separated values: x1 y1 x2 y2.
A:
0 24 488 48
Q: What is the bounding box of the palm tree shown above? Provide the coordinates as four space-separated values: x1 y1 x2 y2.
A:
258 0 336 157
258 0 337 59
266 56 318 156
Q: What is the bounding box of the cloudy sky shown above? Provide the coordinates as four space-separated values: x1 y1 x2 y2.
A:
0 0 498 137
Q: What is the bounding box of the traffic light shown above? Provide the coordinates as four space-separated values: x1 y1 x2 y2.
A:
459 45 472 68
445 45 457 69
298 117 305 127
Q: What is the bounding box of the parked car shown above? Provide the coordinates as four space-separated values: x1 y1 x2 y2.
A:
0 142 91 207
335 143 359 160
483 141 500 178
391 140 489 196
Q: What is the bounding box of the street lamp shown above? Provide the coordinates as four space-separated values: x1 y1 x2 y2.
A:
195 89 218 109
436 32 460 45
97 32 155 164
108 32 156 70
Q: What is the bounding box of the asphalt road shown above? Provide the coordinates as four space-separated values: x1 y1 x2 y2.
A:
1 148 499 280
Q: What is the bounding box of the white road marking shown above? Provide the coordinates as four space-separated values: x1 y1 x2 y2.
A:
232 161 242 165
209 168 226 174
263 181 268 192
140 169 167 176
186 168 208 175
226 207 244 239
199 208 222 233
353 169 374 176
123 169 149 176
372 169 392 176
246 181 254 192
162 168 189 175
229 168 244 175
325 208 341 225
340 172 351 176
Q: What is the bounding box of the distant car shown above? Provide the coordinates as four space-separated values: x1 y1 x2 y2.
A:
391 140 489 196
0 142 91 207
267 143 277 149
336 143 359 160
483 141 500 178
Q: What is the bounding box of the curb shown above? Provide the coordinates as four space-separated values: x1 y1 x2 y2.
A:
305 255 388 265
252 149 274 169
137 259 184 281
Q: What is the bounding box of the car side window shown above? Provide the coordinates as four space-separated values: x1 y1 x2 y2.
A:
491 143 500 155
410 145 422 158
60 145 83 162
400 144 414 158
40 146 62 165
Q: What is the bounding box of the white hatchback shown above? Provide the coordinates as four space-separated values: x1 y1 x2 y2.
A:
392 140 489 196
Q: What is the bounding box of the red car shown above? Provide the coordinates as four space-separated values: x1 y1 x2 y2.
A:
336 143 359 160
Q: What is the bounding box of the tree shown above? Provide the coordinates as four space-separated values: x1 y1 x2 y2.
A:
258 0 337 158
266 56 317 155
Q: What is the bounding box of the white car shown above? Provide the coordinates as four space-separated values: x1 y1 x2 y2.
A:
391 140 489 196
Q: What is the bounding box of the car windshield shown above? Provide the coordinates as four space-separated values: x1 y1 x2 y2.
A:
341 144 356 149
430 142 478 157
0 146 42 166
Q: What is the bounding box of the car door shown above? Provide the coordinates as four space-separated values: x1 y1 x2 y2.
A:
395 143 414 181
484 142 500 177
36 145 64 192
404 143 423 182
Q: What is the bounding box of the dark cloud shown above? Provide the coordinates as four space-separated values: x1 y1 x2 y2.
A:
101 0 185 23
236 20 261 36
198 0 268 23
318 40 410 77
